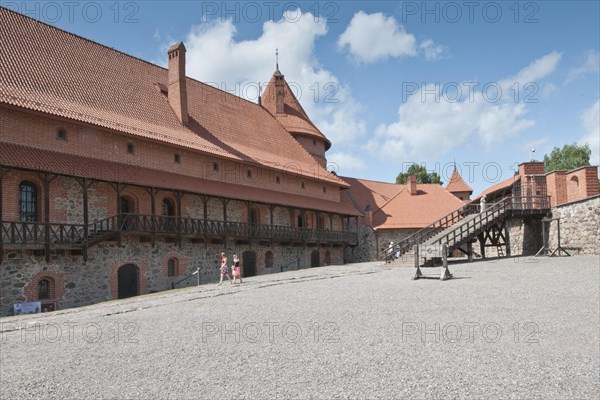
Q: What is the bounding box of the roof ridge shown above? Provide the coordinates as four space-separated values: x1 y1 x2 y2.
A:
373 186 407 215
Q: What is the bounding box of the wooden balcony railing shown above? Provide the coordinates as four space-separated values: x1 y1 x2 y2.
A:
1 214 358 246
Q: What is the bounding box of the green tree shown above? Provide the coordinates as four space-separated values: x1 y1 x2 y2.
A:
396 164 442 185
543 143 591 173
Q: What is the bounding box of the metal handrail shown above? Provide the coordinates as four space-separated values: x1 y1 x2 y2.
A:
279 257 301 272
384 195 551 259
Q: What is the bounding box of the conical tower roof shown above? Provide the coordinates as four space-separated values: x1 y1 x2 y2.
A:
445 168 473 194
262 70 332 150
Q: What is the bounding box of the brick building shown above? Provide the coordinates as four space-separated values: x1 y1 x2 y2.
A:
2 9 597 315
0 9 362 315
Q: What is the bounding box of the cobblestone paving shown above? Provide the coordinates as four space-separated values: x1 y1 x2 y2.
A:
1 256 599 399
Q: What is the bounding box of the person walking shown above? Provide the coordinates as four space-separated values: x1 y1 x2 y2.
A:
218 252 232 285
232 253 242 284
480 195 487 213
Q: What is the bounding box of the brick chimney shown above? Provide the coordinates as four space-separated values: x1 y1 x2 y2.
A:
408 176 417 195
274 70 285 114
168 42 188 125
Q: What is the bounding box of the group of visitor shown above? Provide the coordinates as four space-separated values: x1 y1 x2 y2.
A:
218 252 243 285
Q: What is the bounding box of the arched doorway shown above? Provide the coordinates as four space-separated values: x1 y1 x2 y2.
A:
311 250 320 268
242 251 256 277
118 264 139 299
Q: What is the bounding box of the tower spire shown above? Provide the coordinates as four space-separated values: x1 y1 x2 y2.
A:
276 48 279 70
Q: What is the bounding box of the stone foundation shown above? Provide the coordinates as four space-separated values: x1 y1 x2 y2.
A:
547 196 600 255
0 238 344 316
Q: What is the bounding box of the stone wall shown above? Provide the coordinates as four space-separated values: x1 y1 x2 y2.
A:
506 217 543 256
547 196 600 255
346 226 420 263
0 238 345 316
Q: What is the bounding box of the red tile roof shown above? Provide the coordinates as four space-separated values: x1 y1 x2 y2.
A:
472 176 519 201
261 71 332 150
445 168 473 194
342 177 465 229
0 143 361 216
0 8 344 187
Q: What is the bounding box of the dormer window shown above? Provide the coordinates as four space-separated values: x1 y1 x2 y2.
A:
126 143 135 155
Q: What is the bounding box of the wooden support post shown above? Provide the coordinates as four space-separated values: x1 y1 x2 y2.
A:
504 224 511 257
176 191 183 248
440 244 452 280
82 178 89 263
467 241 473 262
478 233 486 259
149 188 157 247
413 245 423 280
115 182 122 246
44 172 51 263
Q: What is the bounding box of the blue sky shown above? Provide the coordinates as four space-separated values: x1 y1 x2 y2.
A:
7 1 599 195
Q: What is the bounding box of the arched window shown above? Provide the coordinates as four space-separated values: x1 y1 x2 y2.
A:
19 181 38 222
162 198 175 216
316 215 325 230
249 207 259 225
167 258 178 277
38 278 54 300
265 251 274 268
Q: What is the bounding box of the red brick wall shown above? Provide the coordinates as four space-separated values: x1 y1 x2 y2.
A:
0 107 342 202
546 171 567 208
545 167 598 207
519 162 545 176
23 270 66 304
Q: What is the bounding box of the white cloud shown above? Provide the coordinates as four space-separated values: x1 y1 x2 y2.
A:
368 53 562 162
579 100 600 165
419 39 448 61
337 11 417 63
337 12 446 63
567 51 600 83
327 152 367 174
176 11 366 151
501 51 562 88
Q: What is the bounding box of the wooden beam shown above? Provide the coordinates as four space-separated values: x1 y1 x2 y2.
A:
44 172 51 263
82 178 89 263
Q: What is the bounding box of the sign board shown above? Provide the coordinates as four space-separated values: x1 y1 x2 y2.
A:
421 244 445 258
13 301 42 315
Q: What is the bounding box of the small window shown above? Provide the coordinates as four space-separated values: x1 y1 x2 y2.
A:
57 128 67 141
167 259 178 277
246 170 252 179
276 176 280 184
174 154 181 164
301 182 305 189
19 181 38 222
126 143 135 154
313 139 316 146
213 162 219 172
38 278 54 300
323 187 327 193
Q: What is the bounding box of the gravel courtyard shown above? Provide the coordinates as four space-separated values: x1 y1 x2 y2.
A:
1 256 599 399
